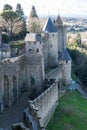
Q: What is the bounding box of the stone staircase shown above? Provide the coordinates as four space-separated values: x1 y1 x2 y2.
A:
23 108 39 130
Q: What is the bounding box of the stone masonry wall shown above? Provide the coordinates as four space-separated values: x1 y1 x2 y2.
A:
0 55 29 111
43 38 49 68
27 53 45 93
48 33 58 67
29 82 58 128
62 61 71 85
58 25 65 57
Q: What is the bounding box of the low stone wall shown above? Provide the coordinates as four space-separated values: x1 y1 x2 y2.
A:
28 81 58 129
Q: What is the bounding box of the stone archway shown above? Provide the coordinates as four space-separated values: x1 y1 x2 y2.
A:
3 75 9 108
13 76 17 103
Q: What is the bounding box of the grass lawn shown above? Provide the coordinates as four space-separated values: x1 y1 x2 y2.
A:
46 90 87 130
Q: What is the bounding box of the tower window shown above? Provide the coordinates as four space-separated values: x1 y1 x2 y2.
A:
51 44 52 48
45 33 49 38
52 34 54 36
66 61 68 63
29 49 32 52
36 48 39 52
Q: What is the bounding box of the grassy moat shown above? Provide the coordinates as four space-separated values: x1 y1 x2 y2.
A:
46 90 87 130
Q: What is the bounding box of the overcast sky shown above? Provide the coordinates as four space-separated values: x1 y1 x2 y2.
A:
0 0 87 17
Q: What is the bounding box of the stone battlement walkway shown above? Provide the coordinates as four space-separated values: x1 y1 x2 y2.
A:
45 64 63 80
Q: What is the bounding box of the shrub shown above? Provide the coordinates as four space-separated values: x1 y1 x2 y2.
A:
2 33 10 43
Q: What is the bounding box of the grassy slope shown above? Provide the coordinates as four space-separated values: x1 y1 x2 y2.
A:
46 91 87 130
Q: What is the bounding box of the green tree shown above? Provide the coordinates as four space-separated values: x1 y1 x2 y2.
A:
76 33 81 46
16 3 24 17
30 6 38 18
3 4 13 11
30 21 41 34
1 10 18 35
14 3 27 37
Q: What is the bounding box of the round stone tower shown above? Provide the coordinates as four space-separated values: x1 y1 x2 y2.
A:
43 17 58 68
60 49 71 85
54 15 66 58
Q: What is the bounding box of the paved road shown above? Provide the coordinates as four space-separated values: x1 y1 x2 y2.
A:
0 92 29 130
69 80 87 98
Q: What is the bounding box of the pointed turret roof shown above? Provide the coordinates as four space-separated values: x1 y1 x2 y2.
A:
43 17 56 32
60 49 71 61
55 15 63 25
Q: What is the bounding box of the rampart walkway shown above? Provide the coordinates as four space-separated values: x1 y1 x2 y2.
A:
45 64 63 80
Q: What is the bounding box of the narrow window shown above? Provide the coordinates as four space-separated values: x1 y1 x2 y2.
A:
51 44 52 48
36 48 39 52
29 49 32 52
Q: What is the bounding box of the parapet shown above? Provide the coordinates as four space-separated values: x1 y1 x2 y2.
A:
28 79 58 129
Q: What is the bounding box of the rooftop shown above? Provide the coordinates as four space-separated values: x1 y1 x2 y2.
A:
25 33 42 42
55 15 63 25
60 49 71 61
43 17 56 33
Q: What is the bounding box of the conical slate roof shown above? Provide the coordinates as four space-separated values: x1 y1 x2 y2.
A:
60 49 71 61
55 15 63 25
43 17 56 32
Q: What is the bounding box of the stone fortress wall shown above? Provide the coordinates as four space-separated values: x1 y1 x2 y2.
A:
23 79 58 130
62 61 71 84
44 32 58 67
26 53 45 93
0 52 45 112
0 8 72 130
0 55 28 111
29 81 58 128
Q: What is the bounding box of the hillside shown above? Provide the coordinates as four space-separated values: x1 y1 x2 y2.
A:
46 90 87 130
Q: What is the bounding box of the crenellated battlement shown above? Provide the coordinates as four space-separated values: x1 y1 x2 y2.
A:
23 79 58 130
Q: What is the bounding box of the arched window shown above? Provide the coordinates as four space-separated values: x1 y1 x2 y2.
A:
51 44 52 48
13 76 17 103
31 77 35 86
36 48 39 52
29 49 32 52
3 75 9 107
